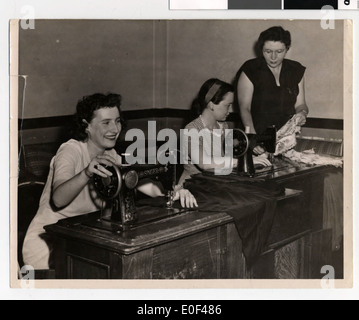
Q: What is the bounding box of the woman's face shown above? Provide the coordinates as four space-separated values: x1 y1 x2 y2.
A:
262 41 288 69
212 92 234 122
86 107 122 150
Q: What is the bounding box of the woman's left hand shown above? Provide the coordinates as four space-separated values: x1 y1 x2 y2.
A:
294 112 307 126
174 188 198 209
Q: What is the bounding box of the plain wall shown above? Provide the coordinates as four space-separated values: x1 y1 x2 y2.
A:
167 20 344 119
19 20 156 117
18 20 344 120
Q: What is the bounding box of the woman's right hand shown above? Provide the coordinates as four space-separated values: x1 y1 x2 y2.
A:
174 188 198 209
253 153 272 167
253 145 266 156
85 154 117 178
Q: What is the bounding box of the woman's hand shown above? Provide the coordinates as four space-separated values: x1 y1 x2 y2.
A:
294 111 307 127
253 153 272 167
173 188 198 209
253 145 266 156
85 154 117 178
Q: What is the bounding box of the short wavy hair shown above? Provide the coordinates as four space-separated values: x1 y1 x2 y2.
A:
72 93 123 141
257 26 292 52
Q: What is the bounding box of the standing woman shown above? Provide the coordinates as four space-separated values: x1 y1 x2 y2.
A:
236 26 309 154
22 93 197 270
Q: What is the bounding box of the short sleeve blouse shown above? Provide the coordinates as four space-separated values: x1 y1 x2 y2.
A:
239 58 306 134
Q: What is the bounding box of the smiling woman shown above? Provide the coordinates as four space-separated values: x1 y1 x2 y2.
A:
22 93 197 270
74 94 123 154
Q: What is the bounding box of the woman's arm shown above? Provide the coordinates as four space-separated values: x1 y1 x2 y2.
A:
52 154 116 209
136 182 164 198
237 72 266 155
294 77 309 126
237 72 256 134
137 182 198 208
52 171 92 209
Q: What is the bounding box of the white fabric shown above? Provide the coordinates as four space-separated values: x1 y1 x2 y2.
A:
22 139 120 269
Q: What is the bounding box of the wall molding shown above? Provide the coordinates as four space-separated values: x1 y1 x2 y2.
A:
18 109 344 131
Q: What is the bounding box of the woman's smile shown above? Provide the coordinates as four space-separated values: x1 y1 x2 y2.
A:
104 134 118 140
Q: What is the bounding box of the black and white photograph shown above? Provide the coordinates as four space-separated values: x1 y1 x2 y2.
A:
10 17 352 290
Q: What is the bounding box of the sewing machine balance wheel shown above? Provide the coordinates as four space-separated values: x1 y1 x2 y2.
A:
93 165 139 200
225 129 249 159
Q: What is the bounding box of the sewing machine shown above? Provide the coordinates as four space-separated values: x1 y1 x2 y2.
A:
88 162 184 232
231 126 277 177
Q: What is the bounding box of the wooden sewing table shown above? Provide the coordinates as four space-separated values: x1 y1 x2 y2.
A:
45 158 337 279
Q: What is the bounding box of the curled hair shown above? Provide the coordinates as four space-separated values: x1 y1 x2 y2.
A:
190 79 234 120
256 26 292 53
72 93 123 141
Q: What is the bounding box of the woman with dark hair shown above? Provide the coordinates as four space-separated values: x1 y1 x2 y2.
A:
236 26 309 155
23 93 197 270
179 79 271 185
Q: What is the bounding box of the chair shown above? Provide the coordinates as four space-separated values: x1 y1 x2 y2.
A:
18 180 57 279
17 144 57 279
17 180 49 275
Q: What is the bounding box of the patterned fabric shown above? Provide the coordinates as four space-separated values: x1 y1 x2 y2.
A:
275 115 302 155
283 149 343 168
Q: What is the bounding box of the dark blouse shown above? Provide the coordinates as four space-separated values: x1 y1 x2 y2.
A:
238 57 306 135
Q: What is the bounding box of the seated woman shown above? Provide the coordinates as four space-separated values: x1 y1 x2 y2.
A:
179 78 271 186
22 93 197 270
